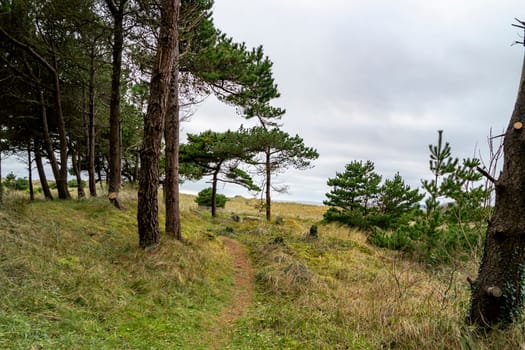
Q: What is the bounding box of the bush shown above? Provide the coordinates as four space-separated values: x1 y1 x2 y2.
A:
195 188 228 208
14 178 29 191
68 179 87 188
3 173 29 191
369 227 414 251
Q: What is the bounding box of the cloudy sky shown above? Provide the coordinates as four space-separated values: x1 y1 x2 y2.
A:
2 0 523 204
179 0 525 203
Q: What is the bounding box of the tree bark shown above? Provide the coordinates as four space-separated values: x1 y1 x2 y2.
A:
211 171 218 217
164 36 181 238
468 51 525 327
88 49 97 197
34 142 53 200
71 145 86 199
265 150 271 221
27 141 34 201
0 27 70 199
0 143 2 206
40 90 67 199
105 0 126 209
51 55 71 200
137 0 180 248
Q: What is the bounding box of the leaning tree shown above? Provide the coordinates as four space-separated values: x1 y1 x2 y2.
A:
468 19 525 327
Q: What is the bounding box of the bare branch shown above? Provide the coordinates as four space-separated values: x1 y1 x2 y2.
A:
477 166 497 184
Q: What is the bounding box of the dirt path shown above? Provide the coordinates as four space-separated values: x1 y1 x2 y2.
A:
205 237 255 349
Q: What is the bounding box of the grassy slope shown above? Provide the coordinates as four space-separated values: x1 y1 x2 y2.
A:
2 192 525 349
0 194 232 349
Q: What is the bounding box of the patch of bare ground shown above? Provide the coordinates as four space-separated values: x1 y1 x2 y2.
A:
203 237 254 349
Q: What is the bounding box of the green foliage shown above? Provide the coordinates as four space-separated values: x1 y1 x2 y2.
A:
324 161 381 214
180 129 259 215
369 226 415 251
364 130 488 264
421 130 458 217
244 126 319 172
195 187 228 208
2 173 29 191
418 131 487 263
442 157 487 223
225 167 261 192
378 172 423 227
68 179 87 188
2 172 16 189
323 162 420 231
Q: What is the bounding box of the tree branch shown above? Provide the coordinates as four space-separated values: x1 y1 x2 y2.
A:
477 166 497 184
0 26 56 74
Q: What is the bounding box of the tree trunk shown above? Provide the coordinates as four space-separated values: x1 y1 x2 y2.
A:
0 27 71 198
40 90 66 198
0 143 3 206
211 171 218 217
27 141 34 201
468 51 525 327
88 51 97 197
265 150 271 221
34 142 53 200
71 145 86 199
105 0 126 209
137 0 180 248
164 39 181 238
51 55 71 200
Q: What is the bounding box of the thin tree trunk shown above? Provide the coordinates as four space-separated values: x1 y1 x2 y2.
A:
468 51 525 327
0 27 70 199
137 0 180 248
34 142 53 200
27 141 34 201
88 51 97 197
265 150 271 221
105 0 126 209
211 171 218 217
51 55 71 200
0 143 2 206
71 145 86 199
164 38 181 238
40 90 62 194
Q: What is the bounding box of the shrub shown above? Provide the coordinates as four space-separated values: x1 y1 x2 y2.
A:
369 227 414 251
68 179 87 188
14 178 29 191
195 187 228 208
3 173 29 191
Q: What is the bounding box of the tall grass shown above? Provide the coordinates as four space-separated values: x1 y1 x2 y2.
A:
1 191 525 349
0 193 232 349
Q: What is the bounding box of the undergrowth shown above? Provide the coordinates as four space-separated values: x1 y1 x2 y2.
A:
2 193 525 349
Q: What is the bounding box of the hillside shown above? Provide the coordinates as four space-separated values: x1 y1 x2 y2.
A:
0 193 524 349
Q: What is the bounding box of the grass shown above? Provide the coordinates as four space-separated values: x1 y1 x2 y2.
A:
2 189 525 349
0 192 232 349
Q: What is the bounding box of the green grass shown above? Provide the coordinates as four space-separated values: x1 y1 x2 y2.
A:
2 191 525 349
0 194 233 349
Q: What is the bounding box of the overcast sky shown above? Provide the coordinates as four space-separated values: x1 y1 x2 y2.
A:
179 0 525 203
2 1 524 204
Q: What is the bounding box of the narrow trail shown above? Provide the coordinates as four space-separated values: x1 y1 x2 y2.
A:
204 237 255 349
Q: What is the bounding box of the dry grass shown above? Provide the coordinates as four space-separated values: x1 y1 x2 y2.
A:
2 190 525 349
230 215 525 349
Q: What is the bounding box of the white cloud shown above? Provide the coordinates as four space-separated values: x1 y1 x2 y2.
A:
183 0 523 203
